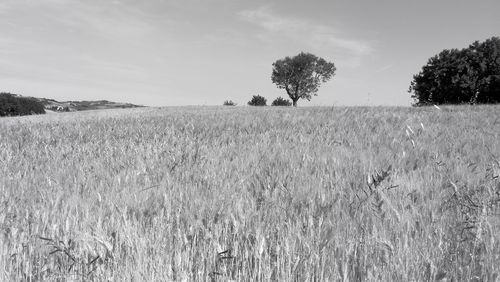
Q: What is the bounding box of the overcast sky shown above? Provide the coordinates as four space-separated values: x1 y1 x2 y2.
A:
1 0 499 106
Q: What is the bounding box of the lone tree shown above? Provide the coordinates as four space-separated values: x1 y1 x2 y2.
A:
409 37 500 105
271 52 336 107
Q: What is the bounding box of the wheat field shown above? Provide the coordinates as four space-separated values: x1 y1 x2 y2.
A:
1 105 499 281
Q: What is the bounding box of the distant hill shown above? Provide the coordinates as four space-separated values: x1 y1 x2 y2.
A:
37 97 144 112
2 93 144 113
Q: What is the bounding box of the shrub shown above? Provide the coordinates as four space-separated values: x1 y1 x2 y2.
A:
271 97 292 106
223 100 237 106
247 95 267 106
0 93 46 117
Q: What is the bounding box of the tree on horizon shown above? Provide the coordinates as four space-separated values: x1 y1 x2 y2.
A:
271 52 336 107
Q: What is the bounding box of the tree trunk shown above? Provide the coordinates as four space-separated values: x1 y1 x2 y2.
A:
292 99 298 107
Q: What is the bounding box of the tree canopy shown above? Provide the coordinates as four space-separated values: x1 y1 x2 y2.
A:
409 37 500 105
271 52 336 107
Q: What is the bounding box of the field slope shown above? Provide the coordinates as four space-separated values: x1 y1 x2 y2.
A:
1 106 499 281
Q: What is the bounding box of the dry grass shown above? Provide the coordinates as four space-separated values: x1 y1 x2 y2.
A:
1 105 499 281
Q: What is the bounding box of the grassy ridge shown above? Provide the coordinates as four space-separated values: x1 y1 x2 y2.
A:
1 106 499 281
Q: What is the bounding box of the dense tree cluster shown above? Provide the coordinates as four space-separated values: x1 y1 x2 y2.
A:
409 37 500 105
0 93 45 117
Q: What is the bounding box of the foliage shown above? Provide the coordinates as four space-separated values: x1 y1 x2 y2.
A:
409 37 500 105
223 100 237 106
247 95 267 106
271 52 336 106
1 106 500 280
0 92 46 116
271 97 292 106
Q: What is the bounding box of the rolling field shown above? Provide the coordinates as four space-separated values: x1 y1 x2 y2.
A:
1 106 499 281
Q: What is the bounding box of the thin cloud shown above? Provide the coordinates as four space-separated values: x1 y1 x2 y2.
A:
375 64 394 73
238 5 374 67
238 6 304 32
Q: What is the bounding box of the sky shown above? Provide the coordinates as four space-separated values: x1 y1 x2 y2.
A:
0 0 499 107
